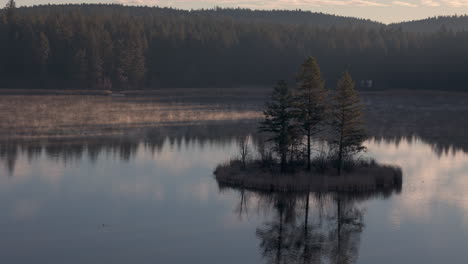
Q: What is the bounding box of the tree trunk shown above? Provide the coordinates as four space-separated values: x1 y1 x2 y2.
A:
277 207 284 264
304 192 310 263
307 127 311 171
281 151 287 173
337 198 342 258
305 192 309 232
242 154 246 170
338 140 343 176
337 111 344 176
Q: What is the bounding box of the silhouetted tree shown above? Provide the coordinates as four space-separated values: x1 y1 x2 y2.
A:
238 135 250 170
260 80 295 173
295 57 327 171
329 72 366 175
36 32 50 84
5 0 17 24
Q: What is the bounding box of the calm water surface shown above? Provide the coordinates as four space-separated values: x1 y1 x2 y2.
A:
1 125 468 263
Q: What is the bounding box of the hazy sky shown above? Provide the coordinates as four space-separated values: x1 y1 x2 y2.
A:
13 0 468 23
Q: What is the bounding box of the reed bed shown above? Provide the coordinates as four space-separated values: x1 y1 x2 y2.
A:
214 160 402 193
0 95 262 138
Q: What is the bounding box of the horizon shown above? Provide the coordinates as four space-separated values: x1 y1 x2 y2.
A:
10 0 468 24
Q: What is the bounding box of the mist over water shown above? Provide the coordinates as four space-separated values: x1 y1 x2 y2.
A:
0 122 467 264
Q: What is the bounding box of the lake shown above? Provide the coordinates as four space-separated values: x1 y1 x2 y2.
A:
1 91 468 263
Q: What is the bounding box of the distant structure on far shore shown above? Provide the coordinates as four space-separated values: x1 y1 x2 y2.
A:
359 80 374 89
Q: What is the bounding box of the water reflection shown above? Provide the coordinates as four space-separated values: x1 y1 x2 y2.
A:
0 121 257 175
366 138 468 227
0 121 468 263
218 182 401 264
2 121 468 177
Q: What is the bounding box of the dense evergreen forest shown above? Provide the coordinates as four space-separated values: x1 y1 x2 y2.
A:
390 15 468 33
1 2 468 90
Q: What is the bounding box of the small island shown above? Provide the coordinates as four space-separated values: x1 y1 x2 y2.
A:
215 161 402 193
214 57 403 193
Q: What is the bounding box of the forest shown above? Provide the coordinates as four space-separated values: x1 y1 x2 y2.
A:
1 2 468 90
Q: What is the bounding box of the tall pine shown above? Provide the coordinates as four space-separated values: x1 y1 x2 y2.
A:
260 80 295 173
330 72 366 175
37 32 50 86
295 57 327 171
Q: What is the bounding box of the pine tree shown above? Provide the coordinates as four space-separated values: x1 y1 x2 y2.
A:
37 32 50 86
87 30 104 89
73 49 88 88
295 56 327 171
260 80 295 173
4 0 15 9
5 0 16 24
114 21 146 90
37 32 50 65
329 72 366 175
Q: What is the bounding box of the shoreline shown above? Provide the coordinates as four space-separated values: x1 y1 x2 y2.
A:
1 88 468 97
214 163 402 193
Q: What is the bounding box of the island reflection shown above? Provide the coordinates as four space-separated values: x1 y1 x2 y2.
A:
1 121 468 263
217 180 402 264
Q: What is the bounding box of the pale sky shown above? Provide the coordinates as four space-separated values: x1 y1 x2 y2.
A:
12 0 468 24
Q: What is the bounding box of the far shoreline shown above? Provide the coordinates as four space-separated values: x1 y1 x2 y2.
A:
1 88 468 97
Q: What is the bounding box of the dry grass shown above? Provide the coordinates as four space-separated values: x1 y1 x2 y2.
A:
2 88 468 152
0 95 262 138
214 160 402 193
0 87 271 102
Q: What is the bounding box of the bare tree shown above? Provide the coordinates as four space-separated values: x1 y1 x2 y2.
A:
238 135 251 170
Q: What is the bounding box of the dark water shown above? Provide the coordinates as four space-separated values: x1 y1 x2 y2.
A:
0 122 468 264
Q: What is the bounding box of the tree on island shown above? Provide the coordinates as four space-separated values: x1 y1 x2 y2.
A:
295 56 327 171
260 80 295 173
224 60 370 177
238 135 251 170
329 72 367 175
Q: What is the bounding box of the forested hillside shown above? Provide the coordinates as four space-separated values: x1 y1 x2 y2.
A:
1 3 468 91
191 8 382 28
391 15 468 33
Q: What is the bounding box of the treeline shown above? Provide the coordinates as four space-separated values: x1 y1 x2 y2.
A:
1 3 468 90
390 15 468 33
192 7 382 29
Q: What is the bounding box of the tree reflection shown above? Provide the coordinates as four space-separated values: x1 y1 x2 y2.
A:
295 192 325 264
0 121 256 175
0 141 17 176
1 116 467 176
256 193 299 264
235 187 250 220
219 182 401 264
327 195 364 264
